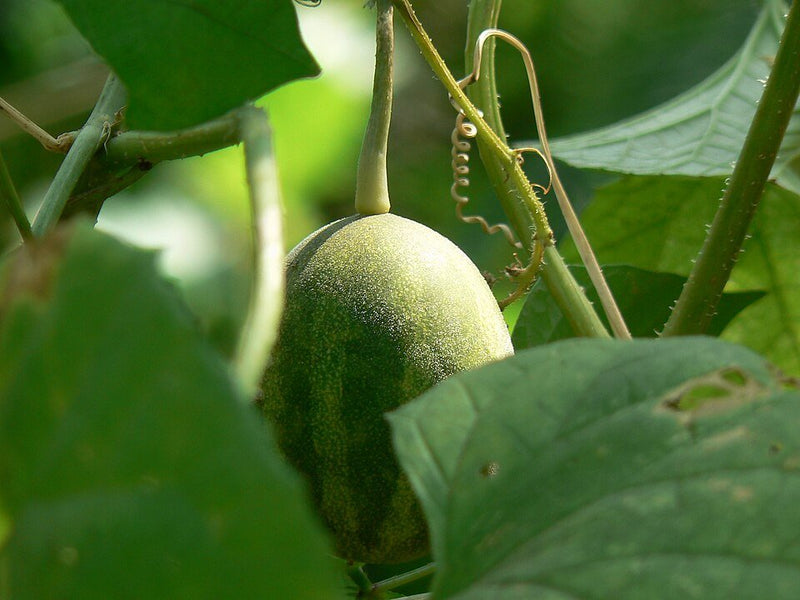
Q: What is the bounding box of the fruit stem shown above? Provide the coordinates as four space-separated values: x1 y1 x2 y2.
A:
233 106 285 401
0 150 32 241
662 0 800 336
31 74 127 236
355 0 394 215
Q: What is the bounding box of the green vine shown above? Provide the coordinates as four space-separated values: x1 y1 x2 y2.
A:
31 74 127 237
0 150 32 241
662 0 800 336
393 0 609 338
232 106 285 400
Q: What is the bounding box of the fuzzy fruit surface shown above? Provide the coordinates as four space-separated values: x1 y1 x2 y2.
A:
260 213 513 564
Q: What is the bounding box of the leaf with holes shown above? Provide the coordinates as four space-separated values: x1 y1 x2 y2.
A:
390 337 800 599
54 0 319 130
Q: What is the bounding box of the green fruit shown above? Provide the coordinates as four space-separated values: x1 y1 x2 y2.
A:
260 213 513 563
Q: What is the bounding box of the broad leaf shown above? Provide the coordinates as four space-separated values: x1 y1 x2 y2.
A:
55 0 319 130
0 222 342 599
390 337 800 599
512 265 764 349
536 0 800 195
559 176 800 374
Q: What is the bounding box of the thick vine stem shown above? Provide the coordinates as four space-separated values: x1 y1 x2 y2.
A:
662 0 800 336
233 106 285 400
0 150 32 240
392 0 608 337
31 74 127 236
355 0 394 215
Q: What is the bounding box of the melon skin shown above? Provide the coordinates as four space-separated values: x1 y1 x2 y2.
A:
260 213 513 564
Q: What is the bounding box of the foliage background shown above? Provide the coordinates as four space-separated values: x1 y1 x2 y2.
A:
0 0 762 354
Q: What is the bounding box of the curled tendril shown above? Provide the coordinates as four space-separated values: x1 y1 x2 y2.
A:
450 110 522 249
294 0 321 7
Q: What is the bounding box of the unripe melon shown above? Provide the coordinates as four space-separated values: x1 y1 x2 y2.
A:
260 213 513 564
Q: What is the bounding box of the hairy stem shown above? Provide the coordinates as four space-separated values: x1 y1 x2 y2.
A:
31 74 126 236
102 111 241 169
233 106 285 400
463 0 610 337
0 150 32 240
662 1 800 336
355 0 394 215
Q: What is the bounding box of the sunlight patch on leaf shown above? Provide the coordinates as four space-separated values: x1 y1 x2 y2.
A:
532 0 800 195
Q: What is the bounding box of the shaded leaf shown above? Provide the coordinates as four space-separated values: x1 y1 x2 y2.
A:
538 0 800 195
0 222 342 599
560 176 800 374
390 337 800 599
512 265 764 349
55 0 319 130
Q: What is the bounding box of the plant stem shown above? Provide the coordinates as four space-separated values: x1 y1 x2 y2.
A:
31 74 126 236
0 150 32 240
462 0 610 337
345 562 372 596
371 561 436 594
101 111 241 169
662 0 800 336
233 106 285 401
355 0 394 215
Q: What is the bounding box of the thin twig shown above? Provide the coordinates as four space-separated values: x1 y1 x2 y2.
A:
0 150 33 240
0 96 73 152
371 561 436 594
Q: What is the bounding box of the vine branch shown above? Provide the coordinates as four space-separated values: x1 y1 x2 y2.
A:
31 74 127 236
459 0 610 337
0 150 32 241
233 106 285 400
662 0 800 336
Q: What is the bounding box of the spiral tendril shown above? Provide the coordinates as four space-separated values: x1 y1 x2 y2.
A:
450 111 522 249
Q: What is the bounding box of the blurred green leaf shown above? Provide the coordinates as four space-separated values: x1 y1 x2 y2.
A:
512 265 764 349
560 176 800 374
0 222 342 599
54 0 319 130
540 0 800 195
390 337 800 599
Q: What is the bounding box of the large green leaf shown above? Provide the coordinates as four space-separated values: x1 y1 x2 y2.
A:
537 0 800 195
390 337 800 599
512 265 764 349
559 176 800 374
0 222 342 599
54 0 319 130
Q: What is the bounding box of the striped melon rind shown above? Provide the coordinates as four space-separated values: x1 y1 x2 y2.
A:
260 213 513 563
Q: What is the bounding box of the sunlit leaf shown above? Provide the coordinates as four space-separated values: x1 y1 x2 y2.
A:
391 337 800 599
534 0 800 195
54 0 319 130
